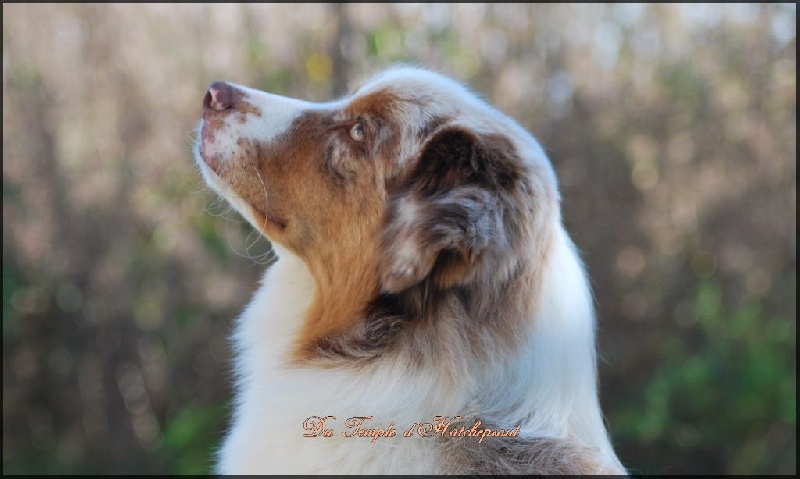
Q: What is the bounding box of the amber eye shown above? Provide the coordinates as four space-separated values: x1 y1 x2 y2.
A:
349 122 365 142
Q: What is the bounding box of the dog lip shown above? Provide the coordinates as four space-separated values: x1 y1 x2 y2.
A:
198 121 226 172
253 206 288 230
198 149 218 172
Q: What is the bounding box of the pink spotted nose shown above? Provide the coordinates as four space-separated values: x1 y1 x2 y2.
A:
203 81 234 111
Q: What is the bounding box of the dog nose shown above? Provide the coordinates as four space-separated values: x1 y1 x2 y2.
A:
204 81 234 111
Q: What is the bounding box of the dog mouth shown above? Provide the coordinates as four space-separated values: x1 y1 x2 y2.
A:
195 126 288 233
252 205 288 231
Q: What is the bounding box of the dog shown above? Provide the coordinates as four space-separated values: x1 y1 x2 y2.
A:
193 66 626 475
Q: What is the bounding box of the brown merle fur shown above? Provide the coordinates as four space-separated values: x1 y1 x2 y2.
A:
439 426 618 475
307 125 557 380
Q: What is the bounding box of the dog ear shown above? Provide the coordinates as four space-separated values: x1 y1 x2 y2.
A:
379 127 519 293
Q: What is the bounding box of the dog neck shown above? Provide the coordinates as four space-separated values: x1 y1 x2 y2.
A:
290 238 382 361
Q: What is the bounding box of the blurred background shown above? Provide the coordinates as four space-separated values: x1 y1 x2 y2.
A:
2 3 795 475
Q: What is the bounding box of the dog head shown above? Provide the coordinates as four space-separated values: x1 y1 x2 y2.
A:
194 67 558 348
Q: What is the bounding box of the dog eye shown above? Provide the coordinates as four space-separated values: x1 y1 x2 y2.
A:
349 123 365 142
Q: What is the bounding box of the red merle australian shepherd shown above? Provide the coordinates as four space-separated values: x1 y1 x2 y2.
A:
194 66 626 475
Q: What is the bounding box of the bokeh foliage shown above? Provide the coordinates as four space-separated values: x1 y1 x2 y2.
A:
2 3 795 475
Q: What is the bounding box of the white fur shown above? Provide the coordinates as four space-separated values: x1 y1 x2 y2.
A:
218 247 454 474
221 84 318 151
217 227 624 474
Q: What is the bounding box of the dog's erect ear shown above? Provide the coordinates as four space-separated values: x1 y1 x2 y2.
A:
379 127 520 293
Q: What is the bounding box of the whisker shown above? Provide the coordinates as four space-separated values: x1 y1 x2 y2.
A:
254 165 272 233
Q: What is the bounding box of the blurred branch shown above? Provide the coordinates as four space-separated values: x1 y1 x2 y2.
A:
330 3 351 97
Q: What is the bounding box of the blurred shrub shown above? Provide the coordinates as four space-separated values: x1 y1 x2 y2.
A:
613 277 796 474
157 402 227 475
